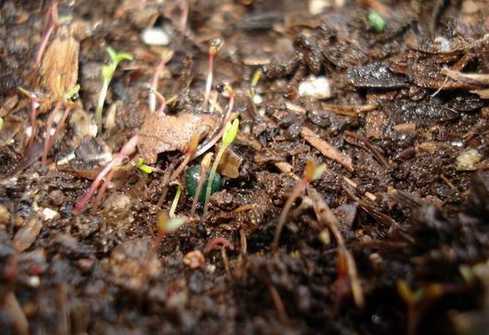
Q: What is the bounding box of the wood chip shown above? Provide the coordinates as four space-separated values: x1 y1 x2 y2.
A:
40 27 80 99
301 127 353 171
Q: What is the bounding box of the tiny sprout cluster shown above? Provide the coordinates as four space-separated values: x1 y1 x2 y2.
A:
96 47 133 128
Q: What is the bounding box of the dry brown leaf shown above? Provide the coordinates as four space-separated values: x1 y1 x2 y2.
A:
40 28 80 99
138 112 218 163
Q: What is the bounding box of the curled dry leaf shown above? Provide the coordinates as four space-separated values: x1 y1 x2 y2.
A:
40 27 80 99
138 112 218 164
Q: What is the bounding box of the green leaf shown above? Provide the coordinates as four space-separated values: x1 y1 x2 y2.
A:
136 158 154 174
222 118 239 147
107 47 133 65
64 84 80 101
368 10 386 33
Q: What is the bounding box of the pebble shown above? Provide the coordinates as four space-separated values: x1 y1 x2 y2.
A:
141 27 171 46
456 149 481 171
0 204 10 225
298 76 332 100
309 0 332 15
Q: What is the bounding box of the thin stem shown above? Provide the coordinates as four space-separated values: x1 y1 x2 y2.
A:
35 1 58 67
203 53 214 111
272 180 307 252
202 145 225 221
149 59 166 113
73 135 138 214
42 101 62 165
190 153 212 216
169 184 182 217
95 80 109 128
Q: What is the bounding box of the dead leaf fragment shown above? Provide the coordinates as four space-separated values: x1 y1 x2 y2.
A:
40 28 80 99
138 112 218 163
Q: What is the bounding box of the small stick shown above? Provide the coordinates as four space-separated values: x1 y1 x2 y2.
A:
301 126 353 172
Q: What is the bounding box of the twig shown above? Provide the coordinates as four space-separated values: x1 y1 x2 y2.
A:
301 127 353 172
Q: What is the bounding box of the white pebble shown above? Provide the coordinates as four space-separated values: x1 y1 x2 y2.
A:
309 0 332 15
141 27 171 46
298 76 332 100
41 208 59 221
456 149 481 171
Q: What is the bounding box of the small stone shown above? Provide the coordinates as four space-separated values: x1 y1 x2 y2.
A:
309 0 331 15
141 27 171 46
183 250 205 269
456 149 481 171
0 204 10 225
48 190 65 207
13 217 42 252
298 76 332 100
41 208 59 221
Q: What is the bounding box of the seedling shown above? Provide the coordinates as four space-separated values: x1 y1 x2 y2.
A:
170 133 200 181
136 158 154 174
202 118 239 220
189 153 211 216
149 50 173 113
272 160 326 251
73 135 138 214
42 84 80 164
368 10 386 32
203 38 224 111
95 47 133 128
0 117 3 131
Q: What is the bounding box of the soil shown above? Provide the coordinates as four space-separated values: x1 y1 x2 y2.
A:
1 0 489 334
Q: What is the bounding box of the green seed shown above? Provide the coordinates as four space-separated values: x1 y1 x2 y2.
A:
185 165 222 203
368 10 386 33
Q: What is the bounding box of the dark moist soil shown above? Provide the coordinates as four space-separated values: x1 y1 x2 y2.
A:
1 0 489 334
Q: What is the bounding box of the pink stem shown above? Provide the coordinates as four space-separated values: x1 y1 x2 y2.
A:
73 135 138 214
42 101 62 165
193 92 235 159
35 1 58 67
149 59 166 112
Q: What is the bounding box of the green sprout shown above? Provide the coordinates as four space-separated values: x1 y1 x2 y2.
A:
96 47 133 128
368 10 386 33
0 117 3 131
202 118 239 219
136 158 154 174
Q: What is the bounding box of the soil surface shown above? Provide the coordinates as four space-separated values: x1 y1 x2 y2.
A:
1 0 489 334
